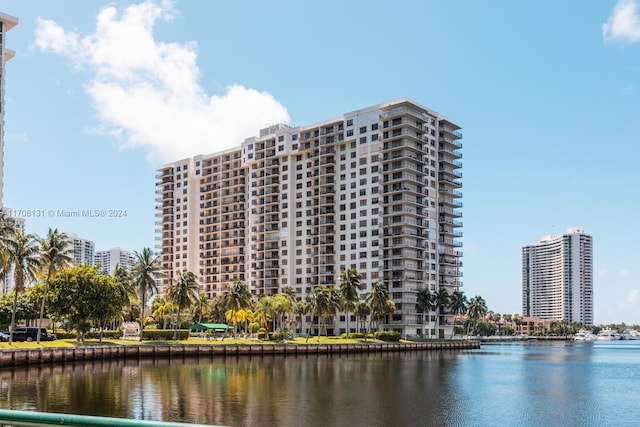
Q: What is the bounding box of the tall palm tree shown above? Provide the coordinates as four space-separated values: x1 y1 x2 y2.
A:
354 301 371 341
0 210 16 297
7 231 41 344
416 288 435 339
304 285 339 342
338 268 364 338
168 270 199 339
192 293 212 323
37 228 73 343
432 288 451 339
367 281 394 332
448 290 468 338
467 295 488 336
131 247 163 341
221 280 252 337
113 264 138 320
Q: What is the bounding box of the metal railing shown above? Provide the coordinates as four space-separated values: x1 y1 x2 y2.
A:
0 409 225 427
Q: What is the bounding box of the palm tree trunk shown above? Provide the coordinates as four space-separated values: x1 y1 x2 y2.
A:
173 309 181 340
9 286 19 344
345 310 349 339
37 274 51 345
139 293 146 342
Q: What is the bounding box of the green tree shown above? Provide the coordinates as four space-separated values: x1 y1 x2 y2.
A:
432 288 450 339
467 295 488 336
448 290 468 338
304 285 340 342
113 264 138 318
92 275 130 342
273 293 293 331
339 268 364 337
367 281 395 332
221 280 252 337
191 293 212 323
37 228 73 344
416 288 435 338
131 247 163 341
48 265 117 341
354 301 371 341
7 230 41 344
168 270 199 339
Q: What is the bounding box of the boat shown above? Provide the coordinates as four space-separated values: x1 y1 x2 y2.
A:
596 327 621 341
621 330 640 340
574 330 597 341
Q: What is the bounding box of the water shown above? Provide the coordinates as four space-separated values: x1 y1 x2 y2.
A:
1 341 639 426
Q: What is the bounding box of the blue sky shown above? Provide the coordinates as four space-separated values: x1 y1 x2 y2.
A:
2 0 639 325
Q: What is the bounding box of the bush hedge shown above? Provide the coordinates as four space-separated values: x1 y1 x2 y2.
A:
374 331 402 342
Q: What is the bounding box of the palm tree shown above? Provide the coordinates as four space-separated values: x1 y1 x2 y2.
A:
367 281 394 332
416 288 435 339
448 290 468 338
37 228 73 344
113 264 138 321
304 285 340 342
338 268 364 338
7 231 41 344
354 301 371 341
467 295 488 336
168 270 199 339
131 247 163 341
221 280 252 337
192 293 212 323
432 288 450 339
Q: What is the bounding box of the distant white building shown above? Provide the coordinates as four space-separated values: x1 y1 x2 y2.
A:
65 233 95 266
94 247 136 276
0 215 24 294
522 226 593 325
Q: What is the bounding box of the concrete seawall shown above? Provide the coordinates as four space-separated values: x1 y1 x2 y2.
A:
0 341 479 368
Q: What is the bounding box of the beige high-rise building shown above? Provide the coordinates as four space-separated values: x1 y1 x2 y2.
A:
522 226 594 325
0 12 18 206
156 99 463 337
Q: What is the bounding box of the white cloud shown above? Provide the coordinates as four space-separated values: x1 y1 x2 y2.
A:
626 289 639 305
619 269 632 277
603 0 640 43
34 0 289 162
598 269 609 277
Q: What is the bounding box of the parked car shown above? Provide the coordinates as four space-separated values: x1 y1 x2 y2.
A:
11 327 56 342
0 332 9 342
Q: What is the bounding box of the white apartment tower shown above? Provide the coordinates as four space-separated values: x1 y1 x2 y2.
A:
94 248 136 276
522 226 593 325
66 233 95 266
0 12 18 206
156 99 463 338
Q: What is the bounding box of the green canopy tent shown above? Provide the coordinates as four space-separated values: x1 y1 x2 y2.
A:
190 323 233 332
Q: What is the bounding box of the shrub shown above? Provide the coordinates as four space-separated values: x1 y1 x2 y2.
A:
374 331 402 342
257 328 267 340
340 332 364 339
140 329 190 340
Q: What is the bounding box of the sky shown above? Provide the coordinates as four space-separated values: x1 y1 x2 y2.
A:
1 0 639 325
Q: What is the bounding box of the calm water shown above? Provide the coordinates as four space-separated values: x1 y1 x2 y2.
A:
1 341 640 426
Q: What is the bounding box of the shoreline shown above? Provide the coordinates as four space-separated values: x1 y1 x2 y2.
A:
0 341 480 368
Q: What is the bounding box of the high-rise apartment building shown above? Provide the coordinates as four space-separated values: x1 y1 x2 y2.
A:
94 248 136 276
66 233 95 266
156 98 463 337
0 12 18 206
522 226 593 325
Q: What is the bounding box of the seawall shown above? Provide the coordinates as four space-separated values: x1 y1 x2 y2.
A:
0 341 479 368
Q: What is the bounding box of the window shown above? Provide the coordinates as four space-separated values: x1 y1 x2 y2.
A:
347 129 354 137
371 123 378 131
360 126 366 133
360 137 367 144
346 119 353 126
